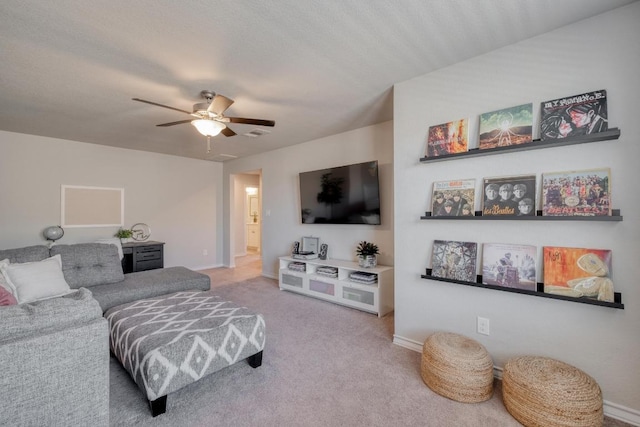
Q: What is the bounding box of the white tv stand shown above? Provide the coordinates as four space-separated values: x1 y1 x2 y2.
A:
278 256 394 317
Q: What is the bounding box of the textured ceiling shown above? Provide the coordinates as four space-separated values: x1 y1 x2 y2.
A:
0 0 635 161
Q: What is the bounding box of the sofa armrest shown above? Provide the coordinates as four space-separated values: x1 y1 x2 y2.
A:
0 317 110 426
0 289 110 426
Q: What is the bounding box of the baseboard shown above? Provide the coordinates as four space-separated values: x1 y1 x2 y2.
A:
193 263 224 271
603 401 640 426
392 334 640 426
262 272 278 280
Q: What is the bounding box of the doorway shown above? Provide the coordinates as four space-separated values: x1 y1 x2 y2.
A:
230 170 262 271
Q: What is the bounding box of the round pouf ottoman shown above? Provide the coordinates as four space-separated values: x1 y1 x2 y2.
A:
421 332 494 403
502 356 603 427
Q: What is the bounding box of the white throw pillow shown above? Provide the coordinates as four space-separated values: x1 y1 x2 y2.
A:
95 237 124 260
0 255 72 303
0 258 14 295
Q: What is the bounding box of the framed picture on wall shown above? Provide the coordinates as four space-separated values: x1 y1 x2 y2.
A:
61 185 124 228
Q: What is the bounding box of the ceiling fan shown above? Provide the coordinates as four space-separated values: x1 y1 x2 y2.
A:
132 90 275 152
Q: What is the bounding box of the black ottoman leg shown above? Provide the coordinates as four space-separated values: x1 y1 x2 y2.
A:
248 350 263 368
150 395 167 417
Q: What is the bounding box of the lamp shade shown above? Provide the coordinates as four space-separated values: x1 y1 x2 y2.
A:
43 225 64 241
191 119 225 137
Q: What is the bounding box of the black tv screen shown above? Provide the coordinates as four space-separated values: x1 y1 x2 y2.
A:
299 161 381 225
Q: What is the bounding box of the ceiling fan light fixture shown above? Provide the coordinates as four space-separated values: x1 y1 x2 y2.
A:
191 119 225 136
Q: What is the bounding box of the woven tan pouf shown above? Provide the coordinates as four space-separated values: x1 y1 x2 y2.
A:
502 356 603 427
421 332 494 403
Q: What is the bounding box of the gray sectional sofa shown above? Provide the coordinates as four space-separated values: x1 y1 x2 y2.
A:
0 242 211 426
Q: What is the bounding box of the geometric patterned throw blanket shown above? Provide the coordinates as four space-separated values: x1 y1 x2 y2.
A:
105 291 266 401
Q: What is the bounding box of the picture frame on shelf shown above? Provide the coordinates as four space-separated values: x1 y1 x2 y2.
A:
540 89 608 141
431 179 476 217
541 168 611 217
479 103 533 149
482 243 537 291
482 174 536 217
543 246 614 302
425 118 469 157
431 240 477 282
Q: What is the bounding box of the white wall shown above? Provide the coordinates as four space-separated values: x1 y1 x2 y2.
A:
394 2 639 418
224 121 394 277
0 131 223 270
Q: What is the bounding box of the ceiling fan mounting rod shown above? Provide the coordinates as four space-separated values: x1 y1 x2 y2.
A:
199 90 215 103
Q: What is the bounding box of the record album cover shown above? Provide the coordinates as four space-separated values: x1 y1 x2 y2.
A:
482 175 536 217
543 246 614 302
541 168 611 216
425 119 468 157
479 103 533 149
540 90 608 140
431 240 477 282
482 243 537 291
431 179 476 216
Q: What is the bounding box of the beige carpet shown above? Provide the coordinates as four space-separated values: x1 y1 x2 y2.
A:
198 251 263 287
108 255 631 426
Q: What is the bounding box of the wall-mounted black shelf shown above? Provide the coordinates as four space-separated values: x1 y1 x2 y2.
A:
421 269 624 309
420 209 622 221
419 128 620 163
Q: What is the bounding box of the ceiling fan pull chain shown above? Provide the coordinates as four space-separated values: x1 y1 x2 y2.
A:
207 136 211 153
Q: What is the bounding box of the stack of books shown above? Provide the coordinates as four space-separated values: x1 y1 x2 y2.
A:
316 266 338 278
288 262 306 272
349 271 378 285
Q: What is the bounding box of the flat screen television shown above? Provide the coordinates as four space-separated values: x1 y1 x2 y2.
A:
299 160 381 225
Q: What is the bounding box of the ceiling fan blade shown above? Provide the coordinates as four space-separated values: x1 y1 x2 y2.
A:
132 98 192 115
226 117 275 127
221 126 237 137
207 95 234 115
156 119 193 127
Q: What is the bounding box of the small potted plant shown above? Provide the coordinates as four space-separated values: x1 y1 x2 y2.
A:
356 241 379 268
115 228 133 243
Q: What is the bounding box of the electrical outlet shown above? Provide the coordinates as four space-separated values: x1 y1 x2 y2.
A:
202 249 208 256
477 317 490 336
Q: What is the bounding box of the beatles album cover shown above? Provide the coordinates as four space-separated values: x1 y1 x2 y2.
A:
479 103 533 149
425 119 468 157
482 175 536 217
431 179 476 216
431 240 477 282
543 246 614 302
541 168 611 216
540 90 608 141
482 243 537 291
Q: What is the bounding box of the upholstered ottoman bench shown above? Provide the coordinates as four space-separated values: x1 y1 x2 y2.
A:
105 290 266 416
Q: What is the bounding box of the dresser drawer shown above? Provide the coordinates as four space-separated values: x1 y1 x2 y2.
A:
135 250 161 261
135 258 163 272
135 244 163 253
